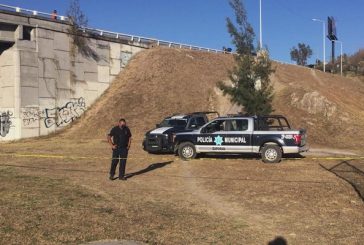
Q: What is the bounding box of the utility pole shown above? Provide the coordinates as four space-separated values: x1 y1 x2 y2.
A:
331 40 335 70
259 0 262 50
334 40 343 76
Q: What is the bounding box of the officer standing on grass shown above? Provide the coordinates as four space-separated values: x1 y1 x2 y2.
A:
107 118 132 181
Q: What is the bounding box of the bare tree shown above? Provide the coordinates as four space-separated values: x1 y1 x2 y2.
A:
66 0 98 60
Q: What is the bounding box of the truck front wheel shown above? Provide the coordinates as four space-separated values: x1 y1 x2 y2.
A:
178 142 197 161
261 144 282 163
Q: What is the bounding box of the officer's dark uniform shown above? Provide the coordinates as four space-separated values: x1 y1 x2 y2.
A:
108 125 132 179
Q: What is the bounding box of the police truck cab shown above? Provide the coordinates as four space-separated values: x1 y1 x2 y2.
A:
173 115 308 163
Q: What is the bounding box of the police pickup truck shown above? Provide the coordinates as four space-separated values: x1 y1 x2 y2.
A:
173 115 308 163
143 112 218 153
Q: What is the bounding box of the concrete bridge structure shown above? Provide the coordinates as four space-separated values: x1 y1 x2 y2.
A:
0 6 150 141
0 4 225 141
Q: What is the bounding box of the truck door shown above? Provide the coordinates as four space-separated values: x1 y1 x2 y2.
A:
196 119 227 152
223 119 252 152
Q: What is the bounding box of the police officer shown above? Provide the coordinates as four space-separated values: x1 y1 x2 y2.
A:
107 118 132 180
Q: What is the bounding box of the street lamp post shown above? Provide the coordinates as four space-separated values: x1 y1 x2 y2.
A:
312 18 326 72
259 0 262 50
334 40 343 76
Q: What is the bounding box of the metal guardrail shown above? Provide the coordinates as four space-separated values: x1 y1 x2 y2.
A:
0 3 68 20
0 3 228 54
81 26 225 53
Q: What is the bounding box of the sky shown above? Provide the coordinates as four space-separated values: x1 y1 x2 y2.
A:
1 0 363 64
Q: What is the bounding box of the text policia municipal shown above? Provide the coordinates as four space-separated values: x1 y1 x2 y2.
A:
197 136 247 144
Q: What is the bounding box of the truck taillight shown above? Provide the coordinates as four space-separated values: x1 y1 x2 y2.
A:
293 134 302 145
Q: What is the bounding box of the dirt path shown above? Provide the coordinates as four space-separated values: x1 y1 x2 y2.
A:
178 161 279 241
310 69 324 86
178 160 240 216
179 160 268 234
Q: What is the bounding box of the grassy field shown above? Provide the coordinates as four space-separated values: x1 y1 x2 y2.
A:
1 138 363 244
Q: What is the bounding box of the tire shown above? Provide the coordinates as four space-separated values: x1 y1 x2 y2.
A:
178 142 197 161
261 144 282 163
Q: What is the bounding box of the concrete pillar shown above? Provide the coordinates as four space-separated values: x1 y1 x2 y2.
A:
15 25 23 40
13 48 21 139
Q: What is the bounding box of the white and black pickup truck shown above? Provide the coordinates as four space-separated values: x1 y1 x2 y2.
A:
173 115 308 163
143 112 218 153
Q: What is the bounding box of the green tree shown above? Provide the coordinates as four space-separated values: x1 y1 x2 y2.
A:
290 43 313 66
218 0 274 115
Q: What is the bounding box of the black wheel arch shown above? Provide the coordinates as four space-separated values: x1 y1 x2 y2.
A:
259 140 283 152
174 140 194 152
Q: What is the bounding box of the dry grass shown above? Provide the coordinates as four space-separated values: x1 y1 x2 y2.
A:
0 168 125 245
1 138 364 244
0 139 251 244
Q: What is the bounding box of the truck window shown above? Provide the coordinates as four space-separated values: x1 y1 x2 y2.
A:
256 118 273 131
227 119 248 131
202 120 225 133
196 117 206 126
188 116 207 129
160 119 187 127
188 118 198 129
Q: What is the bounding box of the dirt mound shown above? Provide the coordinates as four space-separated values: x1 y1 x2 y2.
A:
65 48 234 139
64 47 364 150
271 63 364 149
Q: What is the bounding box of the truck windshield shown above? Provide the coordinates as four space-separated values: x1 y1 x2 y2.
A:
159 119 187 127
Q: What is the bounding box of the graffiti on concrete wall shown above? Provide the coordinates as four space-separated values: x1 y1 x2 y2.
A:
120 51 132 68
0 111 12 137
44 97 86 128
22 108 42 126
21 97 86 128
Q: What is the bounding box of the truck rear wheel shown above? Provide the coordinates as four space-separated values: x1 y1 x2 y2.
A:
178 142 196 161
261 144 282 163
